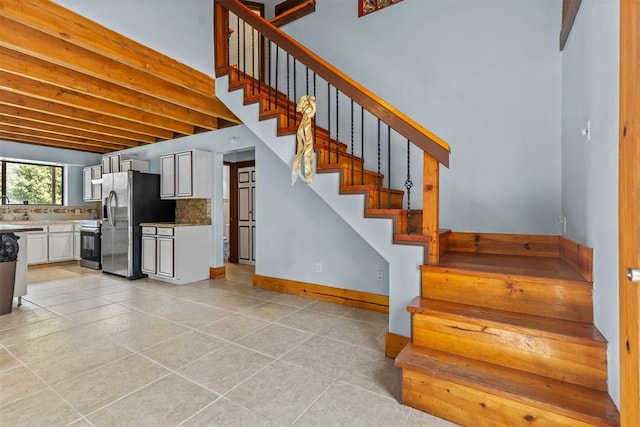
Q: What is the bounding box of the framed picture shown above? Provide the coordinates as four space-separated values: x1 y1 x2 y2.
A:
358 0 403 17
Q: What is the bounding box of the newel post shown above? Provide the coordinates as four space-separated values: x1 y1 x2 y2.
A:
423 154 439 264
214 2 230 76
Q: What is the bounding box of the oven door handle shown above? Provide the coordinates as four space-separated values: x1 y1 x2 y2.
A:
107 191 118 228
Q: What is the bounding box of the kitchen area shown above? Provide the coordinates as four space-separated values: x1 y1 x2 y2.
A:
0 147 214 313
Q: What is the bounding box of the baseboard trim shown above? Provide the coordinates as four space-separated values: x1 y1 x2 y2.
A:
252 275 389 313
385 332 410 358
209 266 226 279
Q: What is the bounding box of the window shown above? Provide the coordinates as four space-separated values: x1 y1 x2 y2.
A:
0 160 63 205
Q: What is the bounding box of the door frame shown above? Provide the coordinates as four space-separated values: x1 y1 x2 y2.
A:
619 1 639 425
226 160 255 264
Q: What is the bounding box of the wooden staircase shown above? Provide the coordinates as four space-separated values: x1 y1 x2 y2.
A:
213 2 619 424
396 234 620 426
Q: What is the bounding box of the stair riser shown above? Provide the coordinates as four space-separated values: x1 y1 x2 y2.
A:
412 314 608 391
366 191 404 210
336 170 381 186
402 370 598 427
421 270 593 323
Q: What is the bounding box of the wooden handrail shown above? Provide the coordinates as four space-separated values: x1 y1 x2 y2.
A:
269 0 316 28
215 0 450 167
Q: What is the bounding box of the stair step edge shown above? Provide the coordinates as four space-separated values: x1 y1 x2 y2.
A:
396 344 619 426
420 263 592 287
407 297 607 345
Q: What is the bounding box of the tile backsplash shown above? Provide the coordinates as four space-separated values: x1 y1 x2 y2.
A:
175 198 211 225
0 204 99 222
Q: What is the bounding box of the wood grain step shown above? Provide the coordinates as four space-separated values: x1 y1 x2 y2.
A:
408 297 608 391
340 184 404 209
421 253 594 323
317 163 382 186
395 343 619 427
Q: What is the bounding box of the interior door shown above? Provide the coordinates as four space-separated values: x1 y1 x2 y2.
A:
238 165 255 265
619 2 640 425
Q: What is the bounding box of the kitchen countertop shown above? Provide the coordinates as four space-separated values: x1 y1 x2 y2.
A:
140 222 210 227
0 224 44 233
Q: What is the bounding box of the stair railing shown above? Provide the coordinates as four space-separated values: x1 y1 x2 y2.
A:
214 0 450 264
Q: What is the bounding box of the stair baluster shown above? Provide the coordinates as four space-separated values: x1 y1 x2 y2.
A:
405 139 413 235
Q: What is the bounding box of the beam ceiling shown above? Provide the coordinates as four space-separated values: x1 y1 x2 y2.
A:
0 0 240 154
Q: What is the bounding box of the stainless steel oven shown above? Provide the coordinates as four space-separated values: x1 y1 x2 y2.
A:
79 220 101 269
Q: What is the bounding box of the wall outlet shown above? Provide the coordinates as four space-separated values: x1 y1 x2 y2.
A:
316 262 322 273
376 270 384 281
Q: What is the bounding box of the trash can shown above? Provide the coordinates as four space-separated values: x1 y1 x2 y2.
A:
0 233 19 316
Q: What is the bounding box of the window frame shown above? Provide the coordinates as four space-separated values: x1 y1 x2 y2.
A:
0 159 65 206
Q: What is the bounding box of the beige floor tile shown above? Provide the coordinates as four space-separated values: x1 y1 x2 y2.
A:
322 316 387 350
64 303 131 325
15 333 131 385
67 417 93 426
231 285 282 301
25 290 96 308
182 397 278 427
87 374 217 426
235 324 311 358
343 307 389 326
0 305 57 332
242 301 300 322
140 330 227 370
0 348 20 372
272 293 316 308
84 310 172 336
0 388 82 427
337 351 402 400
199 313 268 341
108 320 188 351
46 296 113 316
294 381 410 426
277 309 341 335
0 365 47 406
178 343 273 394
100 288 157 303
0 316 77 347
53 353 169 415
204 292 265 312
281 335 374 378
226 360 332 425
306 300 354 316
132 299 233 328
405 408 461 426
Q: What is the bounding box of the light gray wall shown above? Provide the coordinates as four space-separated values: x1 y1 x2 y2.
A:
281 0 563 234
560 0 620 406
0 140 102 205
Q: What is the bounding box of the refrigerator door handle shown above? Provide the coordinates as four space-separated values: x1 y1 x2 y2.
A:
108 191 118 228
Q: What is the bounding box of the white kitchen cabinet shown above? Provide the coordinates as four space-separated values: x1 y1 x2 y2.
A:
83 165 102 202
141 225 209 285
160 149 210 199
48 232 73 261
102 154 138 174
73 224 81 260
120 159 149 173
27 230 48 264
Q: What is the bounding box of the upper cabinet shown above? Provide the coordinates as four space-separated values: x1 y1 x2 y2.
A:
102 154 148 174
82 165 102 202
160 149 211 199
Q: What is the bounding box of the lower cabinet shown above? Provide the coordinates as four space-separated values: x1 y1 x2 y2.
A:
27 231 48 264
74 225 81 260
26 223 77 265
141 225 210 285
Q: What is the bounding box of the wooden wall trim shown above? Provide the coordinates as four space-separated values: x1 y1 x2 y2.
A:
253 275 389 313
385 332 410 358
209 266 226 279
559 237 593 282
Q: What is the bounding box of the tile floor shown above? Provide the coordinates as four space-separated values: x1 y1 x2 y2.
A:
0 263 458 426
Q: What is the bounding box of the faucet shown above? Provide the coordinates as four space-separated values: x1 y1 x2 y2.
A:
0 195 9 205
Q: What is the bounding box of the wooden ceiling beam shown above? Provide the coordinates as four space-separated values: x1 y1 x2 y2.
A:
0 125 127 151
0 114 142 147
0 71 195 135
0 47 221 130
0 0 216 98
0 90 173 140
0 134 107 154
0 104 157 143
0 16 240 123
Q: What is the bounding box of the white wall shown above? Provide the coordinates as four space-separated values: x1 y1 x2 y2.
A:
0 140 102 205
281 0 563 234
560 0 620 406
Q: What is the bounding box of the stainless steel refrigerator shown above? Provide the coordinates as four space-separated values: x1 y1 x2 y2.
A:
101 171 175 279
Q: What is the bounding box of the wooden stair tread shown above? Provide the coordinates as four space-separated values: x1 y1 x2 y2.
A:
408 297 607 345
340 184 404 195
396 344 619 426
425 252 589 284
